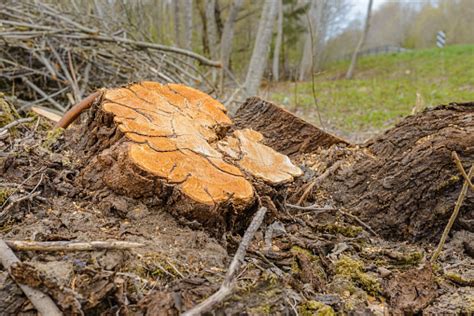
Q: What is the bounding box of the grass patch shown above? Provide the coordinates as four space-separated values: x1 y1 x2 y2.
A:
268 45 474 139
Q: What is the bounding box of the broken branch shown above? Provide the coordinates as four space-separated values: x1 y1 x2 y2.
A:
4 240 145 252
182 207 267 316
431 165 474 263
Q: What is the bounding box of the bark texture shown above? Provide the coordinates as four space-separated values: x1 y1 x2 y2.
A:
318 102 474 241
233 97 348 157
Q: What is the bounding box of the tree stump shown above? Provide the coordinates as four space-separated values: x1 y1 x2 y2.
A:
233 97 348 157
71 82 302 233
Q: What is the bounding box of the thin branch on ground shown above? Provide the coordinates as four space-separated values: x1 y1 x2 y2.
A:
0 240 62 316
182 207 267 316
431 165 474 263
5 240 145 252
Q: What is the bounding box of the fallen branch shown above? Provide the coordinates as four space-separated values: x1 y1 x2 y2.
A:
0 240 62 316
182 207 268 316
5 240 145 252
431 165 474 262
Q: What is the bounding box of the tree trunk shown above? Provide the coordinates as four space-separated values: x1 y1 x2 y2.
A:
219 0 244 85
298 0 317 81
346 0 373 79
173 0 182 47
272 0 283 81
304 102 474 241
242 0 279 97
205 0 219 59
182 0 193 51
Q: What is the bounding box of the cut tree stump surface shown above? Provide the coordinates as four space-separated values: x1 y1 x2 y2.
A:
233 97 348 157
73 82 301 229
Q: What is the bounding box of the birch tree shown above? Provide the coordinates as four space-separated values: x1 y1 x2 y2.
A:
272 0 283 81
346 0 373 79
243 0 279 96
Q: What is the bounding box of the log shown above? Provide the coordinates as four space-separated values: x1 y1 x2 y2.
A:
232 97 348 157
317 102 474 241
68 82 302 233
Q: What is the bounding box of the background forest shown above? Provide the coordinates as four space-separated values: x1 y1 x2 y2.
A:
2 0 474 139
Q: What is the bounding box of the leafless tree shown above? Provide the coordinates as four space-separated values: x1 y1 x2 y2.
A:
346 0 373 79
272 0 283 81
243 0 278 96
220 0 244 72
298 0 348 81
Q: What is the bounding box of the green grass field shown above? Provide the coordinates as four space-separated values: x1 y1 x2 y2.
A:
268 45 474 141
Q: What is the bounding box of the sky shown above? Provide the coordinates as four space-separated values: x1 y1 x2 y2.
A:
350 0 386 19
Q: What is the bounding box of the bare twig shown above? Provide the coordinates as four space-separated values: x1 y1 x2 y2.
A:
182 207 267 316
5 240 145 252
431 165 474 263
0 117 35 133
452 151 474 191
0 240 62 316
286 203 336 212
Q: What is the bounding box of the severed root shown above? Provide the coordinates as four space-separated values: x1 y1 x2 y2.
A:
0 240 62 316
5 240 145 252
181 207 267 316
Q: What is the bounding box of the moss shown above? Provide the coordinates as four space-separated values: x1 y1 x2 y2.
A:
436 175 461 191
298 300 336 316
0 188 14 205
249 304 272 315
324 223 363 238
444 272 474 286
335 256 381 296
0 95 20 126
42 128 64 150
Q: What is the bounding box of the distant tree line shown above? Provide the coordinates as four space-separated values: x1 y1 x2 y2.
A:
65 0 474 90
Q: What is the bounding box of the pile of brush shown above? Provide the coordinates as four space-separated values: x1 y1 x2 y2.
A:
0 0 219 116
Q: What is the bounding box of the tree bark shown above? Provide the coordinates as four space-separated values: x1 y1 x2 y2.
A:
346 0 373 79
272 0 283 81
242 0 279 97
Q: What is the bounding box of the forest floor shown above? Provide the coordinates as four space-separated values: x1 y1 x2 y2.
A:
1 96 473 315
267 44 474 142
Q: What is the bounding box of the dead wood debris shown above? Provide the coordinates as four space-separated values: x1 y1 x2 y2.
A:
0 1 219 113
5 240 145 252
182 207 267 315
0 240 62 316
